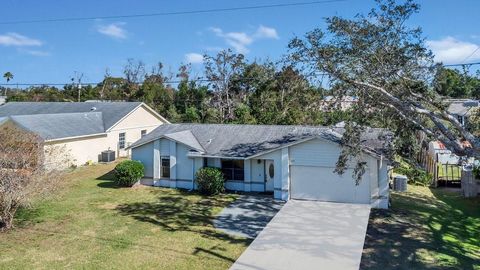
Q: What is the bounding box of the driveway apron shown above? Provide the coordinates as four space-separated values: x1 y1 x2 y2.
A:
230 200 371 270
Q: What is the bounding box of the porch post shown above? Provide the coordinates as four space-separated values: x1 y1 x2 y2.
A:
169 141 177 188
153 140 160 180
244 159 251 192
280 148 290 200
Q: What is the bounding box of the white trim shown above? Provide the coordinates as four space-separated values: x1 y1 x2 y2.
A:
186 153 246 160
106 103 170 132
129 135 205 153
44 132 107 143
109 124 160 132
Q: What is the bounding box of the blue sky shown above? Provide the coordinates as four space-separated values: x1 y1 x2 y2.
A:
1 0 479 85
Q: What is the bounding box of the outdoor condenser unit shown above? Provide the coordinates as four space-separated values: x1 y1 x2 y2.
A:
101 150 116 163
393 175 408 192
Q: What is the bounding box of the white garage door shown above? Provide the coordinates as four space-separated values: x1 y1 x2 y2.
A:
290 165 371 204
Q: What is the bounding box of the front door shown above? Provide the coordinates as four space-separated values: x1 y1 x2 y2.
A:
265 160 275 192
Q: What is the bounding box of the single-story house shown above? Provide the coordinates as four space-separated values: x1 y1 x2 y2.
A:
0 102 169 166
447 99 479 127
129 124 391 209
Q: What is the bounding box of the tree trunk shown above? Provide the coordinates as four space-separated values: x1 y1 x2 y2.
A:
0 205 17 232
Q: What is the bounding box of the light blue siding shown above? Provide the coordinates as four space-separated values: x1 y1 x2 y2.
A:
131 142 154 178
176 143 194 181
160 138 170 155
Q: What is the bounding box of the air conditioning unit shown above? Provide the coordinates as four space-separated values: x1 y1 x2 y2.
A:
393 175 408 192
101 150 116 163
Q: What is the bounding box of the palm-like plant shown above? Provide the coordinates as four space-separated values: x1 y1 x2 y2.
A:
3 72 13 96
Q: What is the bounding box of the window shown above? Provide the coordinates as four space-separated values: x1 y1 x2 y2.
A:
221 159 244 181
269 163 274 178
203 157 208 168
161 157 170 178
118 132 126 149
141 130 147 137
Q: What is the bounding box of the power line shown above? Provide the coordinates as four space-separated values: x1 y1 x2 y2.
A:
443 61 480 67
0 74 330 87
0 0 347 25
460 46 480 64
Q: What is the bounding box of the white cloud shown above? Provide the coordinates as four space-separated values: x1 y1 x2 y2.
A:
97 23 127 39
254 25 279 39
427 37 480 64
185 53 204 64
20 49 50 56
209 25 279 54
0 32 42 47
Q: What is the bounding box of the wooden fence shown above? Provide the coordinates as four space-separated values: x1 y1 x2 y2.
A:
418 148 461 187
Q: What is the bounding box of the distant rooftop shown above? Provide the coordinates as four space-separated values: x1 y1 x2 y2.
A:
0 102 143 129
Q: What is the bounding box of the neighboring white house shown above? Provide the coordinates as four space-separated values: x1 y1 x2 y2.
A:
0 102 169 166
129 124 391 209
0 96 6 105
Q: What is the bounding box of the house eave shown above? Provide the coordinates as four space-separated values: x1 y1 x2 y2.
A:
45 132 108 143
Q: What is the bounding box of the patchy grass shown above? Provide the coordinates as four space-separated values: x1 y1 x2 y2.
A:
0 162 249 270
361 185 480 270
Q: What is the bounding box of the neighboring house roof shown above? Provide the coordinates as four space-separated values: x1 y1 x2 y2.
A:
1 112 105 141
0 102 168 141
447 99 479 116
130 123 390 159
0 102 146 130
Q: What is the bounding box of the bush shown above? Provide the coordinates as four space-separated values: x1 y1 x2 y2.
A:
195 167 225 195
394 164 432 186
114 160 144 187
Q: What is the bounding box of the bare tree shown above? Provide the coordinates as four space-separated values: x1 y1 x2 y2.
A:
0 122 65 231
123 59 146 100
204 49 246 123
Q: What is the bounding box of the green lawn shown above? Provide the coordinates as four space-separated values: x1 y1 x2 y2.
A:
0 163 249 270
361 185 480 270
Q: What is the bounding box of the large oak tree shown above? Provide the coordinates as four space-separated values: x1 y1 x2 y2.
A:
289 0 479 179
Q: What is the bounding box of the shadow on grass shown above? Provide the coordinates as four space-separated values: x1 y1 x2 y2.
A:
96 170 120 189
360 187 480 270
114 189 250 255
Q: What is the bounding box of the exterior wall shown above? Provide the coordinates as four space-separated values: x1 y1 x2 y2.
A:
373 159 389 209
131 141 154 178
137 138 197 190
107 105 165 158
45 134 108 167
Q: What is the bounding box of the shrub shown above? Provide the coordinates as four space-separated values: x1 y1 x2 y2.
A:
114 160 144 187
195 167 225 195
394 164 432 186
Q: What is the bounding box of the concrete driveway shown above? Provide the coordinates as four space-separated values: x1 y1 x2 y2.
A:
214 195 284 239
230 200 371 270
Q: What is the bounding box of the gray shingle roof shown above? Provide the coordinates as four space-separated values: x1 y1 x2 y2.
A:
163 130 205 152
130 124 390 159
3 112 105 140
447 99 479 116
0 102 142 129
